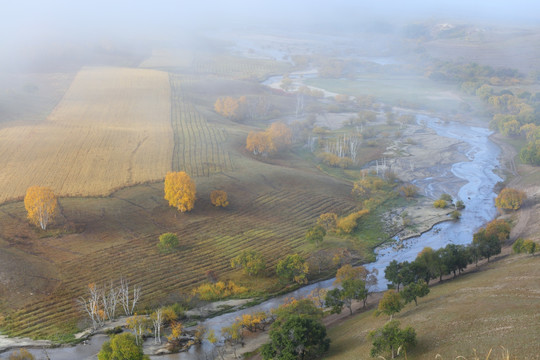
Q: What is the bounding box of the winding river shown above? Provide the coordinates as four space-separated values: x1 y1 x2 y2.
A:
0 114 502 360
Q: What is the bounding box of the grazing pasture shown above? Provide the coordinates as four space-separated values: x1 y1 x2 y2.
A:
0 67 173 203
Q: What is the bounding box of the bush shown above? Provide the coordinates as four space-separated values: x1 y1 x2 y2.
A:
210 190 229 207
157 233 179 253
433 199 447 208
336 210 370 234
495 188 526 210
192 281 248 301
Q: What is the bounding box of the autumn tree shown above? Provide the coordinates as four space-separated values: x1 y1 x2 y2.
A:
377 290 403 320
246 131 275 156
157 233 179 253
317 212 338 232
164 171 196 212
210 190 229 207
276 254 309 284
268 122 292 151
231 250 266 277
214 96 240 119
24 186 58 230
399 184 419 198
495 188 526 210
513 238 537 255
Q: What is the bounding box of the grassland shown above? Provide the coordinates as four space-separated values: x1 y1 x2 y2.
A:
0 67 173 203
325 253 540 359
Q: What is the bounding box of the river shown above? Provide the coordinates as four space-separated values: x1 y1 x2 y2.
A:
0 113 502 359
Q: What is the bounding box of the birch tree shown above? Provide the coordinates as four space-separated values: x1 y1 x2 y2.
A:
120 278 141 316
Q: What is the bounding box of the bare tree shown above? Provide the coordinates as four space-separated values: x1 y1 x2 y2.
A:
119 278 141 316
152 309 163 344
79 283 104 330
101 280 120 321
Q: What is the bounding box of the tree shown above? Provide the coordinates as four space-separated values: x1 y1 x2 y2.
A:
414 247 439 283
98 332 150 360
317 212 338 232
433 199 447 208
231 250 266 277
126 314 151 345
8 349 35 360
261 315 330 360
495 188 526 210
276 254 309 284
305 225 326 246
151 309 163 344
385 260 402 291
325 278 368 315
473 228 501 262
400 280 430 306
246 131 275 156
369 320 416 359
513 238 537 255
164 171 196 212
24 186 58 230
377 290 403 320
399 184 419 198
157 233 179 253
214 96 240 119
210 190 229 207
268 122 292 151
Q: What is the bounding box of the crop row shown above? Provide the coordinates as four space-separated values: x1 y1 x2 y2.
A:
170 75 233 177
5 190 355 337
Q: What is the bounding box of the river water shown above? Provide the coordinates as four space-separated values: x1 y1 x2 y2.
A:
0 115 501 359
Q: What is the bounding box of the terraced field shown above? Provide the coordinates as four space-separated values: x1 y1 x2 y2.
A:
1 186 356 338
170 75 233 176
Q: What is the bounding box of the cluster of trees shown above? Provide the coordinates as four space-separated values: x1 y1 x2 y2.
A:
78 279 141 330
384 219 510 292
246 122 292 156
512 238 537 255
325 264 377 315
164 171 229 213
214 95 274 122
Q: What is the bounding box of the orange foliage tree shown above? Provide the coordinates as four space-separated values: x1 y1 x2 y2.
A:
246 122 292 156
495 188 526 210
210 190 229 207
214 96 240 119
246 131 276 156
268 122 292 151
24 186 58 230
164 171 196 212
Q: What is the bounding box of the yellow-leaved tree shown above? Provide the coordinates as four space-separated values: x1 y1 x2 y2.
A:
210 190 229 207
164 171 196 212
24 186 58 230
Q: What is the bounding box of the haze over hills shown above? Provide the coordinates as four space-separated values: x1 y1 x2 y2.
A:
0 1 538 359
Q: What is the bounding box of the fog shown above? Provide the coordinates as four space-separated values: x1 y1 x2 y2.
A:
1 0 539 72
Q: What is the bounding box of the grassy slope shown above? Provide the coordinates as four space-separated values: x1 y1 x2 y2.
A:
325 254 540 359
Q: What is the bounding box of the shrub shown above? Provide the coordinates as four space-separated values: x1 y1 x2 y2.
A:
336 210 370 234
495 188 526 210
210 190 229 207
433 199 447 208
192 281 248 301
157 233 179 253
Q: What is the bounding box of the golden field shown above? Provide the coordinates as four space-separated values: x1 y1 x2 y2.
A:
0 67 173 203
